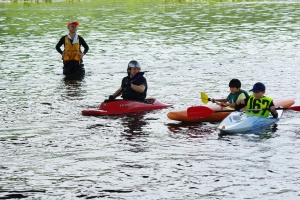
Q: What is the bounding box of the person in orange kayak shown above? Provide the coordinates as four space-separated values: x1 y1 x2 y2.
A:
55 20 89 77
211 79 249 107
109 60 148 102
235 82 278 118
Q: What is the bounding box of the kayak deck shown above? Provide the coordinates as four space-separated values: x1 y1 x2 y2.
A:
217 110 283 134
82 98 172 116
167 98 295 123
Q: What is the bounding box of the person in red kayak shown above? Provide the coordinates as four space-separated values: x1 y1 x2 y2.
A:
211 79 249 108
55 20 89 77
235 82 278 118
109 60 148 102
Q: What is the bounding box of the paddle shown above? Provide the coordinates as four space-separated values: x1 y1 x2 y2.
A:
187 106 300 118
104 72 145 102
200 92 211 104
127 71 145 85
200 92 227 107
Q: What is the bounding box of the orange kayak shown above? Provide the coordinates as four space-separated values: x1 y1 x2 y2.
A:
167 98 295 123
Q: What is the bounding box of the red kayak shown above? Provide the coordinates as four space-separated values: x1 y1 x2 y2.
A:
82 98 172 115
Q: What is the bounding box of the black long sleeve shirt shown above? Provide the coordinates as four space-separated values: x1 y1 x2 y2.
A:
55 35 89 55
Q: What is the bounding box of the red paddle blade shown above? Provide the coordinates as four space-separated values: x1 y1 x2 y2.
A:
289 106 300 111
187 106 215 118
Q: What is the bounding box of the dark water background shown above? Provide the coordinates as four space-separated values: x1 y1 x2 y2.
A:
0 0 300 199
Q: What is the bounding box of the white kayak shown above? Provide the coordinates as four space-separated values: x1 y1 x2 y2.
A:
217 110 283 134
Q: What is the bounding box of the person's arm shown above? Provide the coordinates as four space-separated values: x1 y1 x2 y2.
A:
211 98 227 103
131 84 145 93
210 98 228 107
269 101 278 118
108 77 128 100
112 87 123 97
55 37 65 54
130 77 147 93
235 96 248 110
79 36 89 55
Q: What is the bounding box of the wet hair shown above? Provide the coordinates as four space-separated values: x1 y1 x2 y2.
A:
229 79 241 88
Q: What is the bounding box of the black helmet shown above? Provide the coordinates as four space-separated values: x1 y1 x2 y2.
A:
229 79 241 88
128 60 141 69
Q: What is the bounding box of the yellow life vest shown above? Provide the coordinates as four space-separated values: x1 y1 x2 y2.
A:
63 36 81 62
245 94 273 117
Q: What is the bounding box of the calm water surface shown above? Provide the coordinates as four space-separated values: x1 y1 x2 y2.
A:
0 0 300 199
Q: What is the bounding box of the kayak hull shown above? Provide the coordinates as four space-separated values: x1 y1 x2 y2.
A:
167 98 294 123
217 110 283 134
82 98 172 115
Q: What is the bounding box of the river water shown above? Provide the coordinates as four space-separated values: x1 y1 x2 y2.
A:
0 0 300 199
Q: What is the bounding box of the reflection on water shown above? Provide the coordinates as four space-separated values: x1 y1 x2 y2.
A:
167 122 217 139
61 76 85 99
119 113 150 150
85 112 150 153
121 114 148 137
120 114 150 153
63 75 84 82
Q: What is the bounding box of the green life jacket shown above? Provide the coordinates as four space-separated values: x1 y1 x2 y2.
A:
227 89 249 104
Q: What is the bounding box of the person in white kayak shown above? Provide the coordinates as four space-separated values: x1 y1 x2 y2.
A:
235 82 278 118
211 79 249 108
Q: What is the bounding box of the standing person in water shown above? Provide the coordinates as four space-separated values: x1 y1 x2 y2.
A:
55 20 89 77
109 60 148 102
211 79 249 108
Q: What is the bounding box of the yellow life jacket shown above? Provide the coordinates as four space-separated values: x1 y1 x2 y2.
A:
63 36 81 62
245 94 273 117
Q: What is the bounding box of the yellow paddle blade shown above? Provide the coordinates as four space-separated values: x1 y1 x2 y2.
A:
200 92 209 104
